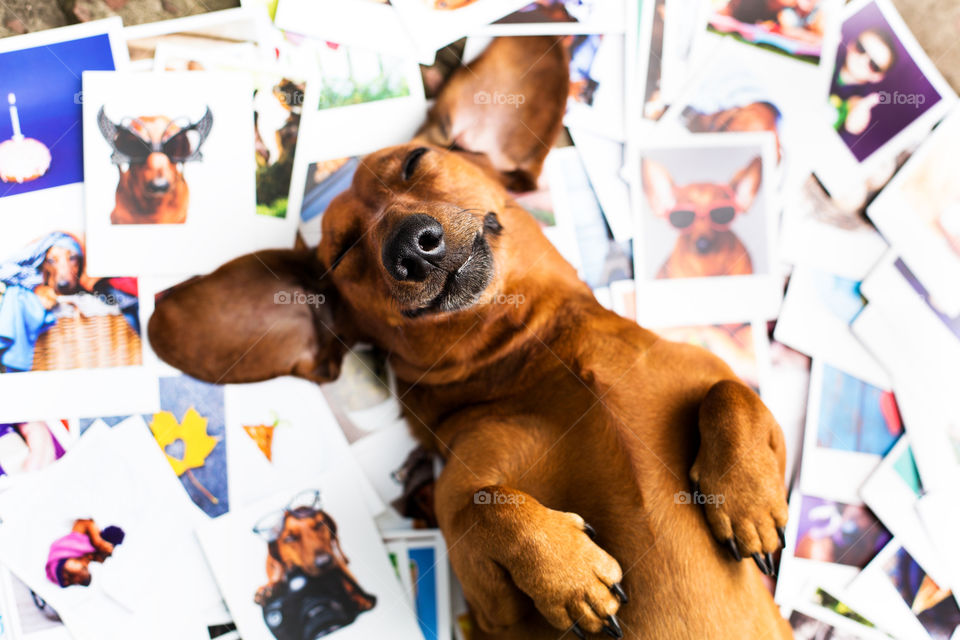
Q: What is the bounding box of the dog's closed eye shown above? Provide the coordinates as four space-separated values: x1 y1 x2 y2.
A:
402 147 429 181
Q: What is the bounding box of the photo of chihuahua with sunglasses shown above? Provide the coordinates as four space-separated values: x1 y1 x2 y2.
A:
642 152 763 279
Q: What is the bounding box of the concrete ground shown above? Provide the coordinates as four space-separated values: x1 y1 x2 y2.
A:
1 0 240 38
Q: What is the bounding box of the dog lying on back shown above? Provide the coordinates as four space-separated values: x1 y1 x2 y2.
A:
97 107 213 225
149 37 791 639
643 156 762 279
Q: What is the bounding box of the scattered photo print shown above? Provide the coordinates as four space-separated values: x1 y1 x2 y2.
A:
83 71 298 277
816 363 900 457
707 0 833 64
883 546 960 640
0 230 142 374
828 0 944 162
198 478 423 640
0 417 220 639
150 375 228 517
0 420 69 478
0 23 121 199
793 495 890 567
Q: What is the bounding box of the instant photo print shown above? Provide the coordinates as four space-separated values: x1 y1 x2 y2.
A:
633 133 781 325
0 204 156 422
197 479 424 640
775 489 892 608
82 71 298 277
799 359 901 504
0 417 218 640
812 0 956 200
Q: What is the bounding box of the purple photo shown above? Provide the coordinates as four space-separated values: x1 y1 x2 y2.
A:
827 0 942 162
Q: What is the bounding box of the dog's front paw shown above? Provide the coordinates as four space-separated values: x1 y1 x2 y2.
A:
689 442 788 576
510 511 626 638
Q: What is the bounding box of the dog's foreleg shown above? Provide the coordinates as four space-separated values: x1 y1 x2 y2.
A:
435 420 625 638
689 380 788 575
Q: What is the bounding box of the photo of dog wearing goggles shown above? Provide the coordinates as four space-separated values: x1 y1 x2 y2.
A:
252 490 376 640
642 155 762 279
96 106 213 225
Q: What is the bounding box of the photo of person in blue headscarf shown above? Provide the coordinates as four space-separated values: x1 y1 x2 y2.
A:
0 231 140 373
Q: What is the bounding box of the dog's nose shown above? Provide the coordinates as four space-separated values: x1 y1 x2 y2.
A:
147 178 170 194
314 553 333 569
382 214 446 282
695 236 712 254
56 280 72 291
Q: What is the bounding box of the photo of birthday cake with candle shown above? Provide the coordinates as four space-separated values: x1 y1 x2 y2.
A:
0 93 52 184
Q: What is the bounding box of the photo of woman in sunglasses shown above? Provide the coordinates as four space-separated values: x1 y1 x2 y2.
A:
827 0 945 162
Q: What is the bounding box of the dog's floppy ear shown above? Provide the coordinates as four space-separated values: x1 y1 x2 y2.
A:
148 249 347 385
730 156 763 212
641 159 677 218
418 36 569 191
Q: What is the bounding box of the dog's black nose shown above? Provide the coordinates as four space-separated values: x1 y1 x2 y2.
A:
382 214 446 282
147 178 170 194
695 236 712 254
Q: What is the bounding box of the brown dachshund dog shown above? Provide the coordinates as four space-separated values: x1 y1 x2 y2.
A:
149 37 791 639
643 156 762 279
254 507 376 612
97 107 213 225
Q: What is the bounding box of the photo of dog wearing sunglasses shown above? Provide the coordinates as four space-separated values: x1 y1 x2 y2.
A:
96 106 213 225
642 153 763 279
253 490 376 640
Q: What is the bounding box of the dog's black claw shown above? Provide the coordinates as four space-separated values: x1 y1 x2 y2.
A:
610 582 628 604
752 552 770 575
777 526 786 548
570 623 586 639
584 523 597 540
604 615 623 638
725 538 742 562
765 552 776 576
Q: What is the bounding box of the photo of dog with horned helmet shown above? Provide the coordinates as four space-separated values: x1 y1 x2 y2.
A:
96 106 213 225
252 490 376 640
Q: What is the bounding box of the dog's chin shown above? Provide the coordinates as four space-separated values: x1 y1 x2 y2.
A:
402 234 494 319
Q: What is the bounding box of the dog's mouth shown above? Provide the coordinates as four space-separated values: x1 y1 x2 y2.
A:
402 232 494 319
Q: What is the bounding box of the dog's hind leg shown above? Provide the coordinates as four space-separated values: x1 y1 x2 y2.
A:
435 419 625 638
689 380 789 575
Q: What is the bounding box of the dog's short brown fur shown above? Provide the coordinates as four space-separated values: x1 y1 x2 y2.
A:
644 156 762 279
111 116 189 225
254 509 375 611
149 37 791 639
